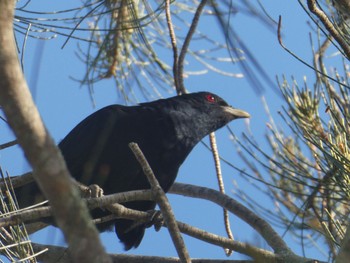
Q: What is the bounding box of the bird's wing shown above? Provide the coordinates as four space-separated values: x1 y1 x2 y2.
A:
58 105 127 179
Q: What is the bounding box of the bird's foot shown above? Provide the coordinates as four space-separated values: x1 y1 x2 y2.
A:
81 184 104 198
145 210 164 231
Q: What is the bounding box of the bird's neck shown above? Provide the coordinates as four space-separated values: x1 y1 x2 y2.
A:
172 116 208 149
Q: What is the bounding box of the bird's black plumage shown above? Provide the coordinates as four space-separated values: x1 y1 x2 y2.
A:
15 92 249 250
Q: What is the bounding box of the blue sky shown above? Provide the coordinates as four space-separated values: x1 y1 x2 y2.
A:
0 0 334 261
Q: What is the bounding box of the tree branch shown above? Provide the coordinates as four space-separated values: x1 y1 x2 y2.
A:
0 1 110 262
1 179 326 262
307 0 350 60
170 183 288 254
165 0 182 94
0 139 17 150
0 172 34 190
129 142 191 263
31 243 254 263
177 0 208 94
0 189 154 228
209 132 234 256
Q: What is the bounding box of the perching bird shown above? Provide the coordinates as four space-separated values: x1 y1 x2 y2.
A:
15 91 249 250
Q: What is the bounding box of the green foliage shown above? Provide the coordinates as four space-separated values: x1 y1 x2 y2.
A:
235 51 350 260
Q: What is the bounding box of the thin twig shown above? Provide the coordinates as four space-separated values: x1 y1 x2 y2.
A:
165 0 180 94
129 142 191 263
209 132 234 256
177 0 208 95
277 15 350 89
313 36 331 81
0 140 18 150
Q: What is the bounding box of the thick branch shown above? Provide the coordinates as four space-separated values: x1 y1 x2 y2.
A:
31 243 253 263
307 0 350 60
170 183 325 262
0 1 110 262
170 183 290 254
1 180 326 262
0 190 154 229
0 184 277 260
0 172 34 190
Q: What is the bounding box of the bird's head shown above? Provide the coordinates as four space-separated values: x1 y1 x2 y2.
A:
191 91 250 120
160 92 250 145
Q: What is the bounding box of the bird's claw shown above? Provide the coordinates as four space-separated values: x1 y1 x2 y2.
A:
145 210 164 231
84 184 104 198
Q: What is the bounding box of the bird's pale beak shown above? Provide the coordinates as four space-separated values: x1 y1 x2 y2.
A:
224 106 250 119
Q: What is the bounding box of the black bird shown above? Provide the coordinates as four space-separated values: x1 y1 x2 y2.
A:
15 91 249 250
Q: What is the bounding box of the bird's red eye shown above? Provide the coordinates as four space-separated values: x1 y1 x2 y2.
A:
205 94 216 103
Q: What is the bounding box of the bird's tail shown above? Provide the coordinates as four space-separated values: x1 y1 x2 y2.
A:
114 218 146 250
113 200 156 250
